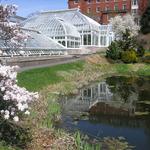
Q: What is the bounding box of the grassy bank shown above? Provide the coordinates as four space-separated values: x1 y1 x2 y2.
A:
18 60 84 91
17 54 150 149
18 55 150 92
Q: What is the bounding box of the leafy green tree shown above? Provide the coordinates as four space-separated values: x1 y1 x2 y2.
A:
140 6 150 34
106 41 122 60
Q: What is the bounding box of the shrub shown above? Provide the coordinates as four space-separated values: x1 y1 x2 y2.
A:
137 45 145 57
121 50 138 63
106 41 121 60
140 6 150 34
118 30 138 51
0 119 31 148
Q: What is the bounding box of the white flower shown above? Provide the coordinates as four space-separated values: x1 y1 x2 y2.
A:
5 110 10 115
110 14 140 39
0 64 38 121
13 116 19 122
17 103 26 111
1 87 5 92
3 94 10 100
4 114 9 120
11 111 15 116
1 110 4 114
24 110 30 115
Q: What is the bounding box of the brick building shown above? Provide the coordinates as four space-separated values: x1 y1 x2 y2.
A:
68 0 148 24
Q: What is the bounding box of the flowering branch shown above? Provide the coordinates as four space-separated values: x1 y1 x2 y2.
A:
0 4 29 49
110 14 140 39
0 65 39 122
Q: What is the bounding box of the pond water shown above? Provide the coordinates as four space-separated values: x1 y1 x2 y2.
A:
58 76 150 150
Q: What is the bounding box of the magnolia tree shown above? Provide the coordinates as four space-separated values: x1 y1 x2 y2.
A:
0 4 38 122
0 65 38 122
110 14 140 39
0 4 29 49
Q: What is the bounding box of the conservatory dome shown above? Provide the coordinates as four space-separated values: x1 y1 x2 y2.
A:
24 17 80 38
23 16 81 48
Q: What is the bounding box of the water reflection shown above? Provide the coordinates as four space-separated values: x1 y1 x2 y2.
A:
59 76 150 150
60 81 113 113
61 76 150 116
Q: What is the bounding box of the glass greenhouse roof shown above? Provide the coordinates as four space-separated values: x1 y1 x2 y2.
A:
23 28 66 49
22 9 100 33
24 17 80 38
0 28 66 50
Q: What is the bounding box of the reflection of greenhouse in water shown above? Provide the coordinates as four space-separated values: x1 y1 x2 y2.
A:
61 80 138 115
80 81 113 102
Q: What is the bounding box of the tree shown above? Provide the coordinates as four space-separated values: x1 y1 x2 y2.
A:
0 4 28 49
107 14 144 63
110 14 140 39
0 4 38 122
140 6 150 34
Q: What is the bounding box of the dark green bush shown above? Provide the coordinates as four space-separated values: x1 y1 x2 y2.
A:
106 41 121 60
140 6 150 34
137 45 145 57
121 50 138 63
0 118 31 148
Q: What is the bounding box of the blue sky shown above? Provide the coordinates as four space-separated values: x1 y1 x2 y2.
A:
1 0 68 17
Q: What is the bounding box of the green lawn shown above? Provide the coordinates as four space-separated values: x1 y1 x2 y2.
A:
17 60 84 91
17 54 150 92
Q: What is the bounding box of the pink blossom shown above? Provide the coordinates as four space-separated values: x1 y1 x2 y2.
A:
0 65 39 122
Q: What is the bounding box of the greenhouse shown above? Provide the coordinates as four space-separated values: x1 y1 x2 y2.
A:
0 9 114 58
22 8 100 47
99 25 114 47
24 17 80 48
0 28 66 57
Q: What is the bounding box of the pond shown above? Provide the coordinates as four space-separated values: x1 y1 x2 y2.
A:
58 76 150 150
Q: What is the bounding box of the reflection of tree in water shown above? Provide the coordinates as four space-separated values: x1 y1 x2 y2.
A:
105 76 150 113
106 76 138 103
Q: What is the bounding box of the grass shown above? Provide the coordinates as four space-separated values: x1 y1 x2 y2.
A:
41 94 61 128
75 132 101 150
18 55 150 93
17 60 84 91
137 64 150 76
114 64 131 74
